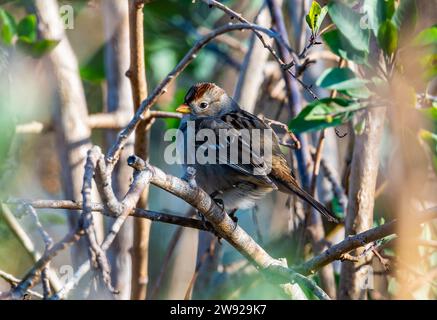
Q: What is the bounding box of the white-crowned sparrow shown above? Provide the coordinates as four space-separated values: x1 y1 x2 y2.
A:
176 82 338 223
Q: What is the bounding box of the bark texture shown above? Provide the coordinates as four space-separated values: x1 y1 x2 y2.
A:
102 0 134 300
339 108 386 299
34 0 103 268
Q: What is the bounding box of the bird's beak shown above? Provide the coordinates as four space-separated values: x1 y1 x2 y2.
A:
176 104 191 114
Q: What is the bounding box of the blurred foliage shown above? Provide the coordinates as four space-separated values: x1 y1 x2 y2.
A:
0 8 59 57
289 0 434 138
0 0 436 300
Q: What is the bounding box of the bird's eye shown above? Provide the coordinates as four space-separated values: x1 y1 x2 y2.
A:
199 102 209 109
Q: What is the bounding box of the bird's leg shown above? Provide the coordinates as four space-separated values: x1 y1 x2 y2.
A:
209 190 225 211
228 208 238 224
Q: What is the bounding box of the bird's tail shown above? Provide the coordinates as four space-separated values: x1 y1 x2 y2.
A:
283 180 339 223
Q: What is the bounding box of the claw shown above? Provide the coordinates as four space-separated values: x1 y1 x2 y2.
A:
229 208 238 223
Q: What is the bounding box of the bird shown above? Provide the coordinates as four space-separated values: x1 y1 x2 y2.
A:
175 82 339 223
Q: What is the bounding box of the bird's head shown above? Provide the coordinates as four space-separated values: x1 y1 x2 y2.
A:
176 82 237 117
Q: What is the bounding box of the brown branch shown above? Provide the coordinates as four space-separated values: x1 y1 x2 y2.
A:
184 238 217 300
297 208 437 275
233 3 274 112
16 110 182 133
105 22 283 170
22 204 54 299
262 117 301 149
32 0 103 267
80 147 115 294
10 227 84 299
5 199 207 231
102 0 135 300
127 0 152 299
203 0 318 100
0 204 61 293
51 154 153 300
305 59 346 298
339 105 386 299
127 155 329 300
0 270 43 299
149 215 190 299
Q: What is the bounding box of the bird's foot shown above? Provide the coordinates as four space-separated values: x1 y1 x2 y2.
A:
228 208 238 224
209 190 226 213
197 210 223 244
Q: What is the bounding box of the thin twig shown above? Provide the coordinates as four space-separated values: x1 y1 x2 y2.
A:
204 0 318 100
262 117 301 149
21 204 54 299
51 158 153 300
0 203 62 293
184 238 216 300
297 208 437 275
127 155 328 299
80 147 116 294
105 23 288 171
0 270 43 299
127 0 152 300
6 199 207 231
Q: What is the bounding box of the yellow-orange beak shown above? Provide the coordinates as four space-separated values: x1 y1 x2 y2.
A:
176 104 191 114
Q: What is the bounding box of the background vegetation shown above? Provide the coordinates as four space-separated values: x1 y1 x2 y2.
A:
0 0 436 300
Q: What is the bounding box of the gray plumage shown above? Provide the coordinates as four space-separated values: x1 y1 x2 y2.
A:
176 82 338 223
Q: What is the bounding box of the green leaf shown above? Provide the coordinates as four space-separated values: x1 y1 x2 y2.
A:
315 6 328 35
420 104 437 127
159 88 185 129
306 1 328 35
16 38 59 58
316 67 369 91
393 0 417 31
419 129 437 174
354 117 366 135
364 0 395 36
377 20 398 55
80 46 105 83
328 1 370 52
0 8 16 45
331 196 345 219
289 98 361 133
340 86 372 99
322 29 368 64
17 15 37 42
414 25 437 47
306 1 322 33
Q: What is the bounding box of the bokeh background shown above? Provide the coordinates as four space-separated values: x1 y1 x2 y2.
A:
0 0 436 300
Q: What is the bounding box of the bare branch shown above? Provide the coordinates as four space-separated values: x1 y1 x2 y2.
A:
0 270 43 299
80 147 116 294
127 0 152 299
6 199 207 231
127 155 329 299
0 204 61 293
105 22 300 170
298 208 437 275
51 156 153 300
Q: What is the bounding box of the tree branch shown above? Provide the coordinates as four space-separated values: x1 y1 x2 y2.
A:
127 0 152 300
298 208 437 275
105 22 300 171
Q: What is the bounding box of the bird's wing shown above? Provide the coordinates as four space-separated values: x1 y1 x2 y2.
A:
193 111 278 188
